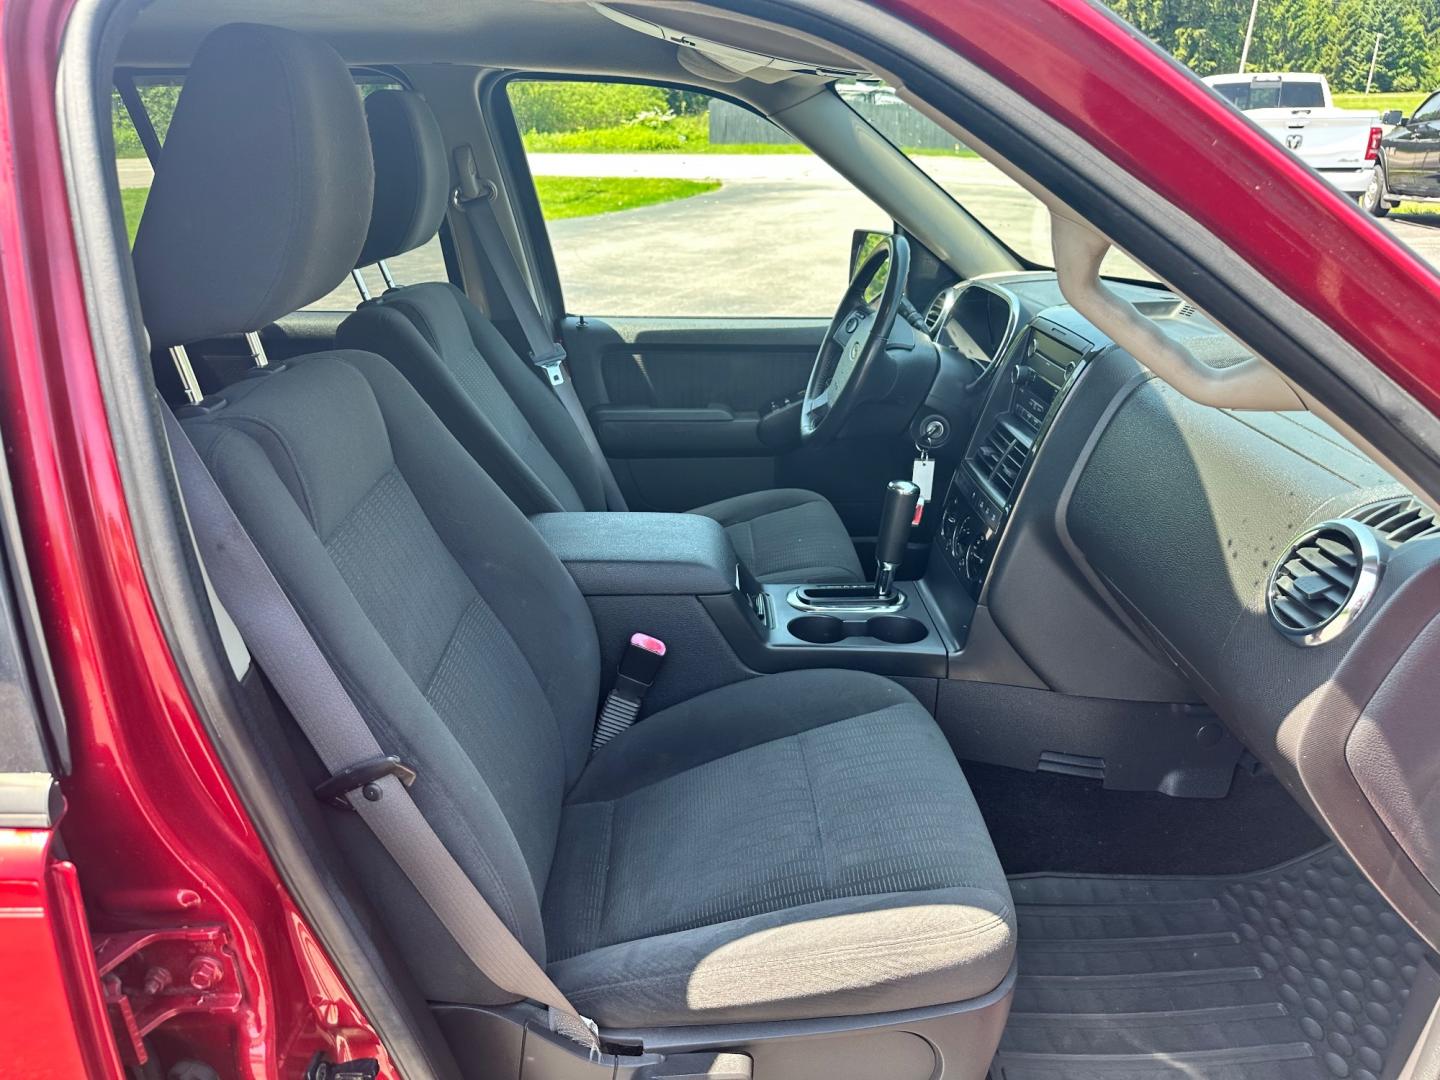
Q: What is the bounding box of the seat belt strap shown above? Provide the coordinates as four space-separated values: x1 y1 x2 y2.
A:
160 408 599 1051
451 145 628 512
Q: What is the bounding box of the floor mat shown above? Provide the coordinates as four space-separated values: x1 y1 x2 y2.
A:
990 845 1429 1079
962 762 1328 876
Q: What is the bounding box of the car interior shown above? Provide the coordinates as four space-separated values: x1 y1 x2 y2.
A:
54 0 1440 1077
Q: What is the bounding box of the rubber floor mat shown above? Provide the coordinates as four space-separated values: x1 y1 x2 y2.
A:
990 845 1429 1079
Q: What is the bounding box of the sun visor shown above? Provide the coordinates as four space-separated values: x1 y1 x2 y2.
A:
590 1 870 79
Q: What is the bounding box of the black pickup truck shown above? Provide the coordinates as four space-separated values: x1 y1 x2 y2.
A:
1362 91 1440 214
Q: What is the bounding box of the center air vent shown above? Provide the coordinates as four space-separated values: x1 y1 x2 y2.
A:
970 420 1031 506
1267 519 1381 645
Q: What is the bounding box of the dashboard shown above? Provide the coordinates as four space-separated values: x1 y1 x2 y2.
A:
922 279 1018 372
917 271 1440 954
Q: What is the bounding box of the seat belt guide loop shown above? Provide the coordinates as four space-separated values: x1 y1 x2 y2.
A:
451 144 489 204
314 755 417 810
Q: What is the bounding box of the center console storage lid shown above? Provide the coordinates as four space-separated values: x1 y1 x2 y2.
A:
532 512 739 596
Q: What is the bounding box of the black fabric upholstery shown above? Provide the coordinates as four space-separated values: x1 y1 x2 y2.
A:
337 91 862 584
183 355 602 968
357 90 450 266
182 359 1015 1021
688 488 865 584
145 33 1013 1027
132 24 372 347
545 670 1015 1027
337 283 606 512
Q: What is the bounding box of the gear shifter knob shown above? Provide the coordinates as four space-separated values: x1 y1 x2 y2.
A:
874 480 920 598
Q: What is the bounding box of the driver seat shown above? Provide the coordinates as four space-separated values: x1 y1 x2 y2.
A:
336 91 863 585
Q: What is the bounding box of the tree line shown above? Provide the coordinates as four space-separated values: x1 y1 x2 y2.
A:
1106 0 1440 90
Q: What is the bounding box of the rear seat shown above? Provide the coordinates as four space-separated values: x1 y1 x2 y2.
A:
132 19 1013 1046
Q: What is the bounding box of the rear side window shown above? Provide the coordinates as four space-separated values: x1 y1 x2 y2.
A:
113 73 448 313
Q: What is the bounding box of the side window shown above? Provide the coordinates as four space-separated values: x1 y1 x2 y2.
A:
504 78 891 317
113 74 449 313
1413 94 1440 124
113 77 180 246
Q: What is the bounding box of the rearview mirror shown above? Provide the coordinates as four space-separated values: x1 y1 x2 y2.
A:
849 229 890 281
1382 109 1404 126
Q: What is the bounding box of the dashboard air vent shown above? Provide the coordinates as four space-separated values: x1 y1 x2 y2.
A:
1353 496 1440 547
972 420 1030 506
1267 520 1381 645
923 289 952 334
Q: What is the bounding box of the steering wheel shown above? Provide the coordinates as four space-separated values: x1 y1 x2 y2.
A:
800 233 910 443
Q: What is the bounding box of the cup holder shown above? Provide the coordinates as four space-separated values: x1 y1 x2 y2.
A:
786 614 928 646
866 615 929 645
787 615 848 644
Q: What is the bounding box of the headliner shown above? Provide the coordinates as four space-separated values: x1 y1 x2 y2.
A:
117 0 858 95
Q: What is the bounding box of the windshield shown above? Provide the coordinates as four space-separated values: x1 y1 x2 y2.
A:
836 82 1157 282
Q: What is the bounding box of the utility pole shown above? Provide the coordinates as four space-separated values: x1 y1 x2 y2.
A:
1239 0 1261 73
1365 33 1383 94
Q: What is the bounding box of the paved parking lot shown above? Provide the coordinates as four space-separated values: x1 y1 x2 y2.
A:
116 154 1440 316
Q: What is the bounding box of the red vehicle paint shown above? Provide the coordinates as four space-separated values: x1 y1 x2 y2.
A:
2 0 1440 1074
0 1 394 1076
0 829 124 1079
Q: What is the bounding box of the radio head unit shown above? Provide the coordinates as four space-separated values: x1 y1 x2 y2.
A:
938 317 1094 598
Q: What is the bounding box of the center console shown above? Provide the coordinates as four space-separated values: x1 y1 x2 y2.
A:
937 316 1095 598
534 316 1098 705
535 297 1242 801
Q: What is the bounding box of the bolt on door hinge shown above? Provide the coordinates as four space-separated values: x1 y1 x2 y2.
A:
306 1051 381 1080
92 925 242 1067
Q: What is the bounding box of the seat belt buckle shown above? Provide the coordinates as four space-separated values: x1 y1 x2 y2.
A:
591 634 666 752
531 342 568 386
314 754 417 810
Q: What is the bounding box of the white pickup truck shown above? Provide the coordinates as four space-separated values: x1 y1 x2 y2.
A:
1203 72 1383 197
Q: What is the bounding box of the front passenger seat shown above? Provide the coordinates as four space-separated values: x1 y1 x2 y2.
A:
337 90 865 586
133 20 1015 1064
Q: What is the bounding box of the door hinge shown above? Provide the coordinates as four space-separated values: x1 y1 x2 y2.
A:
306 1051 381 1080
93 924 243 1067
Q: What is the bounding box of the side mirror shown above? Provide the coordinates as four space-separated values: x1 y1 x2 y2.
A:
849 229 890 281
1382 109 1405 126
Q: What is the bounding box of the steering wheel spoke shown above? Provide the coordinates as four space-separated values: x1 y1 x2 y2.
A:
800 234 910 442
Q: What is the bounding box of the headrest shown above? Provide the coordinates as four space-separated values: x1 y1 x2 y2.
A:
356 90 450 267
132 24 374 348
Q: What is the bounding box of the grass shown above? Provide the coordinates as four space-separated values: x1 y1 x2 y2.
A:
523 113 804 154
118 177 719 242
521 112 976 157
525 125 815 154
532 175 720 218
120 186 148 244
1333 90 1429 115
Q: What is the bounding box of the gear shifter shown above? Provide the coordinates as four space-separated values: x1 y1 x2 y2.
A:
787 478 918 611
874 480 920 600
